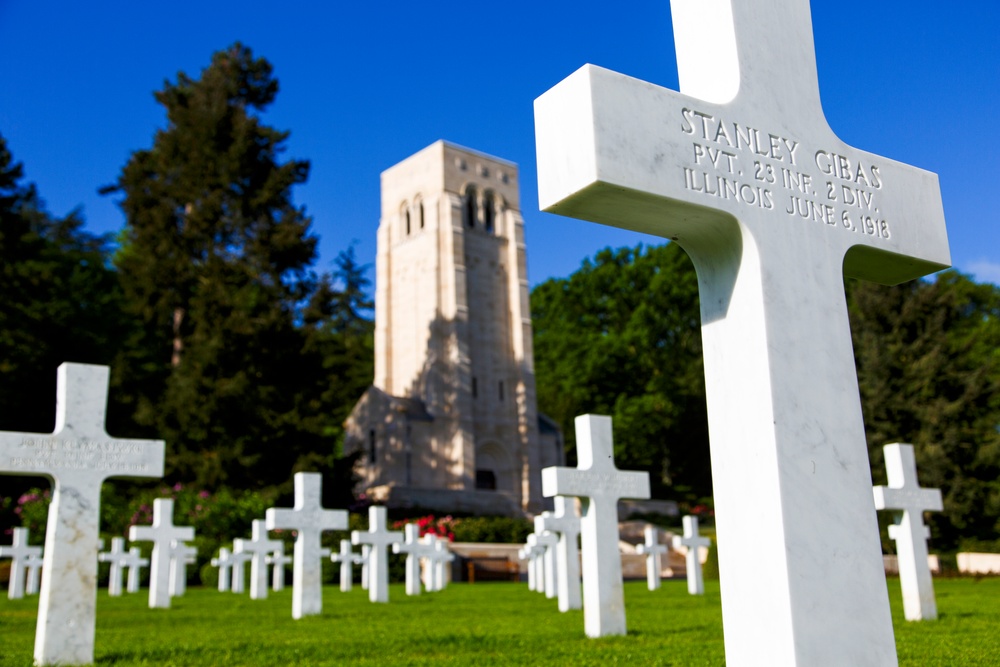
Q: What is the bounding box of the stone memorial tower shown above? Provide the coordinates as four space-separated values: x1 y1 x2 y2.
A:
344 141 563 516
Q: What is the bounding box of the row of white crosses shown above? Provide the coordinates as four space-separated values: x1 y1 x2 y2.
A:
97 537 148 596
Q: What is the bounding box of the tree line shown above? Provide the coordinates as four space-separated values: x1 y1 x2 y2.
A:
2 44 998 552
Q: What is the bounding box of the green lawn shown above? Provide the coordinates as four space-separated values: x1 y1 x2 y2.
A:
1 579 998 665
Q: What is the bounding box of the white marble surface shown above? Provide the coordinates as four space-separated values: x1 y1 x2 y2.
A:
211 547 234 592
525 533 546 594
129 498 194 609
233 519 281 601
542 415 650 637
266 546 291 592
352 506 403 603
393 524 435 596
1 527 41 599
535 0 951 661
98 537 128 597
536 496 582 611
873 443 943 621
673 516 711 596
0 364 165 665
265 472 346 618
636 525 667 591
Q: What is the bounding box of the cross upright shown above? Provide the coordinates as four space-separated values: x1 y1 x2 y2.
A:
536 496 582 611
636 525 668 591
0 363 165 665
229 548 252 594
524 534 546 594
211 547 235 592
430 538 454 591
535 1 949 662
393 524 435 596
265 472 346 619
168 542 197 597
98 537 129 597
266 546 291 591
673 515 711 596
352 505 404 603
531 524 560 600
542 414 651 637
1 527 41 599
129 498 194 609
873 443 943 621
24 551 43 595
517 545 536 591
120 547 148 593
330 539 364 592
234 519 282 600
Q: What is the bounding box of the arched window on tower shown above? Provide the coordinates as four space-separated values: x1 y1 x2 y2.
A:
405 207 411 236
464 186 477 228
418 201 425 229
483 191 495 233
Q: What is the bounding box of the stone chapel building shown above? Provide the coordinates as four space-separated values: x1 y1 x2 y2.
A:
343 141 564 516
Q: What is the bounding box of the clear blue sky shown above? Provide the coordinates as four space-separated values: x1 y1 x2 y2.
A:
1 1 997 286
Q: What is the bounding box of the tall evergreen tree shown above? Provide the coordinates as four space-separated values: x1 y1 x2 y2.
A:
105 45 333 490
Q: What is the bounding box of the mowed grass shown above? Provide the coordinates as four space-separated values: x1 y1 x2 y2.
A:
1 578 999 666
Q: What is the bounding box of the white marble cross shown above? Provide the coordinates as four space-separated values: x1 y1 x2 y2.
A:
168 542 197 597
234 519 281 601
524 533 548 596
873 443 943 621
98 537 129 597
265 472 346 619
430 538 454 591
128 498 195 609
536 496 582 611
673 515 711 596
352 506 403 603
1 527 42 599
24 551 43 595
518 545 536 591
266 546 291 592
330 539 364 592
535 1 950 661
393 524 435 596
360 544 371 590
636 525 668 591
229 548 252 594
211 547 235 592
0 363 165 665
120 547 148 593
531 526 560 600
542 414 650 637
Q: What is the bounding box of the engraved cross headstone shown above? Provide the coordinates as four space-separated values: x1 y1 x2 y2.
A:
524 533 546 594
518 545 536 591
536 496 582 611
1 527 41 599
431 538 454 591
352 505 404 603
24 551 43 595
229 548 252 594
128 498 194 609
393 524 435 596
636 525 668 591
673 515 711 596
542 414 651 637
167 541 197 597
98 537 129 597
265 472 346 619
0 363 165 665
873 442 943 621
233 519 282 600
535 1 949 662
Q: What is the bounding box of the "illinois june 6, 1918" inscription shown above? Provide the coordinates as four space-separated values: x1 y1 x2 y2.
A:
680 107 891 240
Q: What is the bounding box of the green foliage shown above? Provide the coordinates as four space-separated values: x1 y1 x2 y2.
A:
531 243 710 503
3 580 1000 665
849 272 1000 551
